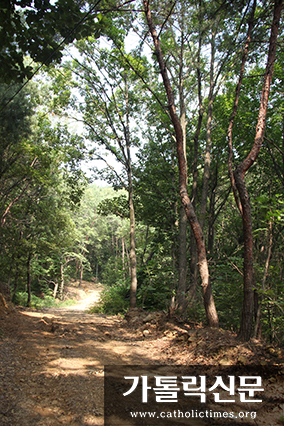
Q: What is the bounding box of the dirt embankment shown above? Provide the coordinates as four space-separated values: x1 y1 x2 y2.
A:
0 281 283 426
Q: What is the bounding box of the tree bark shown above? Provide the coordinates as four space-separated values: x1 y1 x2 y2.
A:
125 77 138 310
233 0 282 340
128 173 138 309
177 201 188 310
189 29 203 300
12 262 19 303
26 253 32 307
143 0 219 327
177 25 188 312
60 259 64 300
227 0 256 216
254 220 273 338
122 236 125 280
53 282 59 298
79 262 83 287
199 22 218 230
169 142 178 315
207 165 218 255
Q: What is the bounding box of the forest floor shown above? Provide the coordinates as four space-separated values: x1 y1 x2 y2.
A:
0 281 284 426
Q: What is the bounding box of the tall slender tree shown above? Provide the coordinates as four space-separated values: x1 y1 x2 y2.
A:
68 41 143 309
142 0 219 327
227 0 282 340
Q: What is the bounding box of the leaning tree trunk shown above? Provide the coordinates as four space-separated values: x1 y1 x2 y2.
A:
228 0 282 340
143 0 219 327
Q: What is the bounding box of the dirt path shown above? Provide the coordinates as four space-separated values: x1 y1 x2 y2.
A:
0 282 283 426
50 284 103 314
0 283 160 426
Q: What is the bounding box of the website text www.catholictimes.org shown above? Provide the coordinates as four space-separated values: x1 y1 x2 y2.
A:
129 408 257 420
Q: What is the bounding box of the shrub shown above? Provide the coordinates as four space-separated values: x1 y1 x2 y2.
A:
89 280 129 315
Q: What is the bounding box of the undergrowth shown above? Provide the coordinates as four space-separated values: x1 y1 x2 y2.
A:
14 292 76 309
89 280 129 315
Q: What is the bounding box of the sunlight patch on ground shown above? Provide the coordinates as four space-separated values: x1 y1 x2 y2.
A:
46 357 101 373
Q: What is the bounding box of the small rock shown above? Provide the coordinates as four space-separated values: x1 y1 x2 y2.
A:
219 358 233 365
143 313 156 323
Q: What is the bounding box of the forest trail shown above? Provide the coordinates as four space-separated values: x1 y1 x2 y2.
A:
0 282 283 426
48 282 104 313
0 282 206 426
0 282 157 426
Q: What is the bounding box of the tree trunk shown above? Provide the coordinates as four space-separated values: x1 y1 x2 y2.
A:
75 260 79 282
124 239 131 276
53 282 59 298
199 22 218 230
12 262 19 303
125 76 138 310
207 164 218 255
122 236 125 280
60 259 64 300
254 220 273 338
143 0 219 327
79 262 83 287
177 30 188 311
207 192 216 256
169 141 178 314
128 176 138 309
234 177 255 340
234 0 282 340
189 26 203 300
26 253 32 307
227 0 256 216
177 204 188 310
